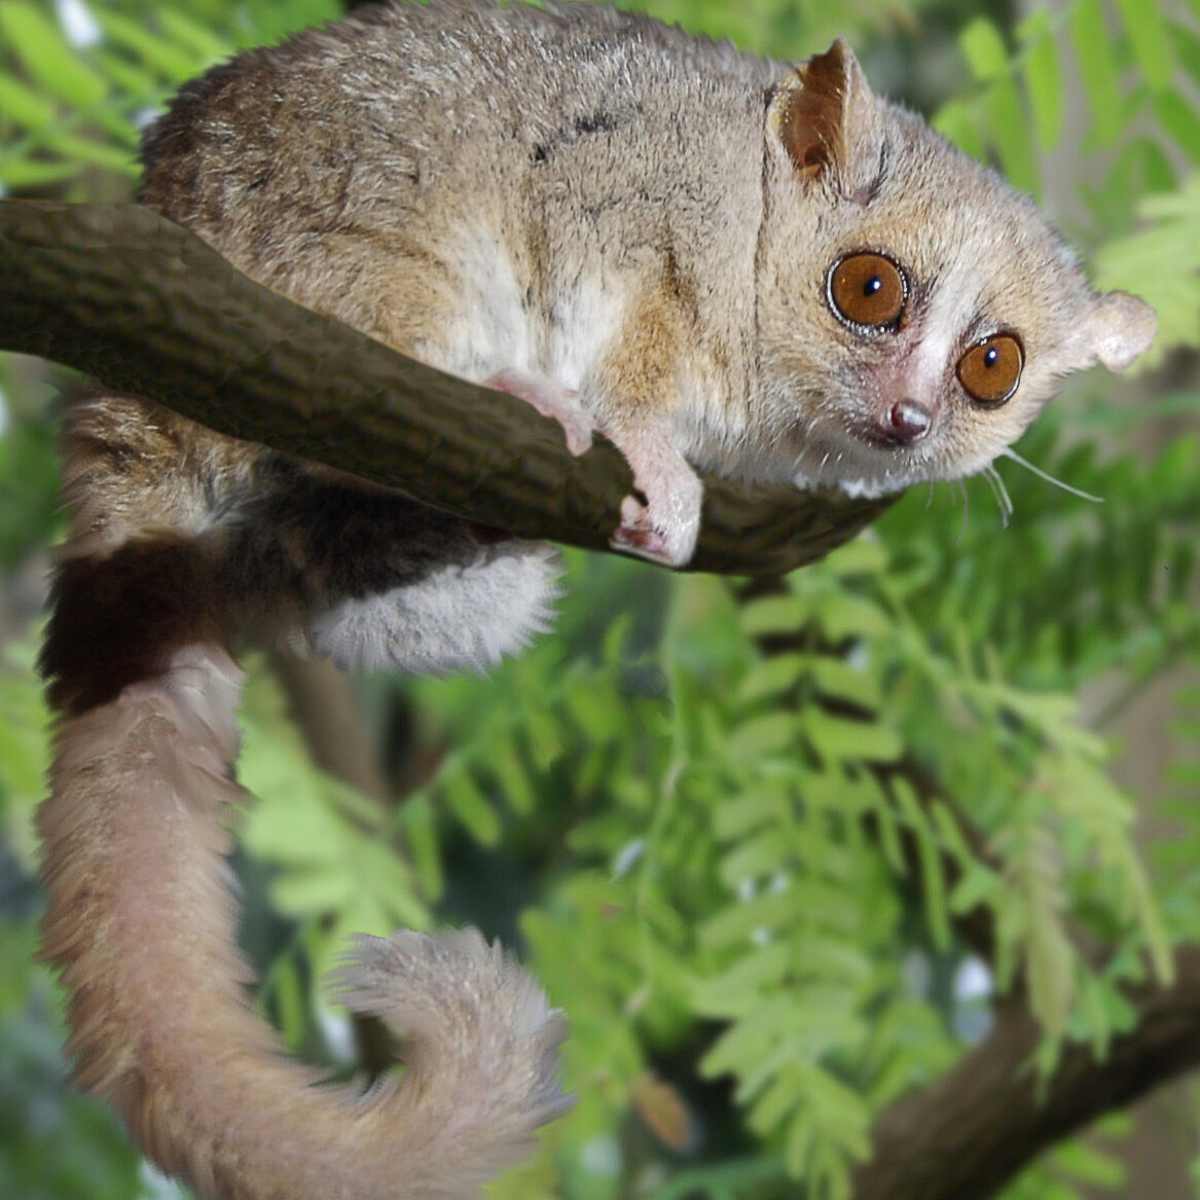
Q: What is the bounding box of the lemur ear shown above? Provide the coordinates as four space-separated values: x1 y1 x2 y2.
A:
1082 290 1157 372
770 39 881 194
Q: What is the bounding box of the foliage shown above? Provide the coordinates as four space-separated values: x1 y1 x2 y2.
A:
935 1 1200 366
1 1 1198 1199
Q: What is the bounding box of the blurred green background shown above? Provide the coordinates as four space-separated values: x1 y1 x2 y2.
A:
1 0 1198 1197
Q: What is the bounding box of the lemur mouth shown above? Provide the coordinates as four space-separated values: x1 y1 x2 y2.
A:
853 425 914 451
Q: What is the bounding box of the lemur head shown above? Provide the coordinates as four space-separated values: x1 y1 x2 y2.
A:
755 40 1156 496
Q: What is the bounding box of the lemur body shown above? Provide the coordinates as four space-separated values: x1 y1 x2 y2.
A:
38 4 1154 1198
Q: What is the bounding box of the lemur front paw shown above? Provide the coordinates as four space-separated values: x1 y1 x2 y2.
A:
486 369 594 457
610 476 701 569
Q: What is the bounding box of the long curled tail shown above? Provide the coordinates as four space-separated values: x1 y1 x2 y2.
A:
37 395 569 1199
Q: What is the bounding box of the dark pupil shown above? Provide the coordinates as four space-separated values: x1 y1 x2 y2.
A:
863 275 883 297
984 346 999 368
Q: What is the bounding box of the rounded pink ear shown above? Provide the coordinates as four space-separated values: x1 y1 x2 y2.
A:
1089 291 1157 372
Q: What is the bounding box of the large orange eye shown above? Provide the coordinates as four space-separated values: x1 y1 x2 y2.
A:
827 253 907 330
957 334 1023 406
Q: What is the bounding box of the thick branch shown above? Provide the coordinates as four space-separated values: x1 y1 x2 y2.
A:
853 948 1200 1200
0 199 891 575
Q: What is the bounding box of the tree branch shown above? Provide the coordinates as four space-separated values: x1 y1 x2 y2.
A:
0 199 891 575
268 651 390 804
853 948 1200 1200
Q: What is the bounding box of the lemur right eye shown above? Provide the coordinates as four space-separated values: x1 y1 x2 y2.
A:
957 333 1023 406
827 252 907 331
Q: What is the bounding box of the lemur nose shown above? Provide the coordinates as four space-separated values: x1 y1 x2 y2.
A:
886 400 932 444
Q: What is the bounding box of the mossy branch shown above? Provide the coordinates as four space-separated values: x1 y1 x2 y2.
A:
0 199 891 575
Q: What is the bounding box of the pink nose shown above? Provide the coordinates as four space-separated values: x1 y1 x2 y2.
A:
885 400 932 445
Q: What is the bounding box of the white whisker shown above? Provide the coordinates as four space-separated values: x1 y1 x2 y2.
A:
999 448 1104 504
982 465 1013 528
957 480 970 542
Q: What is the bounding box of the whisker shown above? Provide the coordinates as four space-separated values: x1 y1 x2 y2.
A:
956 480 970 542
999 448 1104 504
982 465 1013 528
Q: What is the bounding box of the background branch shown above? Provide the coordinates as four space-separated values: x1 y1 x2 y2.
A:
853 948 1200 1200
268 651 389 804
0 199 892 575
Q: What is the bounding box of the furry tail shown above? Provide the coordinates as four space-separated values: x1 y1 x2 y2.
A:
39 565 568 1198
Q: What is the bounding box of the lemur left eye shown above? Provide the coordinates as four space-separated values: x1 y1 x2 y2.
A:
827 252 906 330
957 334 1023 406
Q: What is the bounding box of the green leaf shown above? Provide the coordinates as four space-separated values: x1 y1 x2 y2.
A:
42 130 137 174
1176 21 1200 86
95 9 204 81
960 18 1008 82
729 712 799 758
823 537 889 578
933 97 986 160
0 2 107 109
156 8 233 63
402 793 444 901
491 741 535 816
719 831 791 889
983 75 1038 193
0 76 56 131
713 789 785 840
442 767 501 846
525 709 564 771
893 780 950 951
815 594 891 641
948 863 1000 916
1019 11 1063 152
740 594 807 636
1114 0 1176 91
1071 0 1124 145
94 49 163 101
0 156 79 188
1153 92 1200 162
1051 1138 1126 1187
951 18 1040 188
804 709 903 766
810 658 881 711
737 654 806 704
692 944 791 1014
564 673 621 742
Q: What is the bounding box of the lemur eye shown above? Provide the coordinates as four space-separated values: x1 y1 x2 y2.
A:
827 253 906 330
957 334 1023 406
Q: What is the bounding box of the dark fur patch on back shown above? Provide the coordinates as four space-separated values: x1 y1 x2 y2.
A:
223 455 482 607
41 536 224 717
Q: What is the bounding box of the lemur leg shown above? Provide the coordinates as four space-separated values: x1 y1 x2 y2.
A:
604 419 703 569
579 281 704 569
222 458 563 675
57 391 561 681
484 369 594 457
